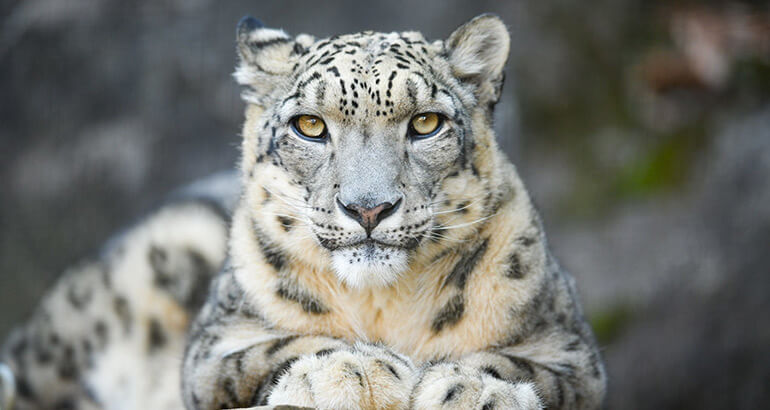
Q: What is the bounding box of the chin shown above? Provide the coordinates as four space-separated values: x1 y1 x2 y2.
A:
330 241 409 289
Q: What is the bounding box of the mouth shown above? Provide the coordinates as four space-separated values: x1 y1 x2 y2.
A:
349 238 401 249
316 231 407 251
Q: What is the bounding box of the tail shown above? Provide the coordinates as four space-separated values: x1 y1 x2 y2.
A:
0 362 15 410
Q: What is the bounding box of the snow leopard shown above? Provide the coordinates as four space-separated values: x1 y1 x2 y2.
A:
1 14 606 410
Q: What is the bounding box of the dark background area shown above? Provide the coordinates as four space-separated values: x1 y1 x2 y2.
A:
1 0 769 408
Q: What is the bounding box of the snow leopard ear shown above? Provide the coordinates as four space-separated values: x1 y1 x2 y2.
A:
445 14 510 107
234 16 315 105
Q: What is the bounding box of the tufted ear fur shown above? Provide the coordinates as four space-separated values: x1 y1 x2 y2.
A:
445 14 510 107
234 16 315 105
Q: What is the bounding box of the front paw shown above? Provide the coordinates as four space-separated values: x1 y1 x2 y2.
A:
410 363 542 410
267 343 418 410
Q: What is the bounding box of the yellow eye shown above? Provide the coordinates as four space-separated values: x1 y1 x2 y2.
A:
410 113 442 137
293 115 327 139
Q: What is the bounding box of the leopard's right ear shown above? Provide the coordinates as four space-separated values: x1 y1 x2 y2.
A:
234 16 315 105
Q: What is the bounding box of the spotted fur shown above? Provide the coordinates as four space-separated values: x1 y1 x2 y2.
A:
0 174 237 410
0 14 606 410
183 14 605 410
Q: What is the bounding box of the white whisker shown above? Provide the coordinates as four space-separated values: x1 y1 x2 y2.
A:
434 212 499 231
432 197 484 215
257 209 311 224
262 185 313 210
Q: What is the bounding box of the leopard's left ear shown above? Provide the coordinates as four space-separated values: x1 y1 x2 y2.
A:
445 14 510 106
234 16 315 105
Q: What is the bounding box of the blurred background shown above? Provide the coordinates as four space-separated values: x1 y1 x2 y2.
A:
1 0 769 408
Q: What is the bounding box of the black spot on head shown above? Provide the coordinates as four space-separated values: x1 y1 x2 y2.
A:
292 42 306 56
314 80 327 107
248 35 290 50
327 66 341 77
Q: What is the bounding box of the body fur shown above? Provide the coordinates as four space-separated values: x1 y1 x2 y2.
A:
1 14 605 410
1 178 236 409
183 14 605 410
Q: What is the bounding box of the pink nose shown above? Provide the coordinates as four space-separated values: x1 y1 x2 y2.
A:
337 198 401 235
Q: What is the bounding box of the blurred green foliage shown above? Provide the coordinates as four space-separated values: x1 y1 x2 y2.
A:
612 123 706 199
590 304 634 345
517 2 769 221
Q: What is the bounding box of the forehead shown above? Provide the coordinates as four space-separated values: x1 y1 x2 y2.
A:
305 31 433 71
280 31 458 123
